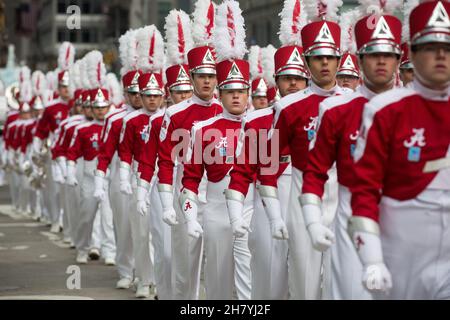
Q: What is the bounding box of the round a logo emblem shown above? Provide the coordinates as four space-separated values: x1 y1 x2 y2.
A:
140 125 150 141
215 137 228 157
90 133 99 150
304 117 318 141
403 128 426 162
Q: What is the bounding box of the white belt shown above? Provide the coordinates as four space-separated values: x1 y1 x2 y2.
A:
423 157 450 173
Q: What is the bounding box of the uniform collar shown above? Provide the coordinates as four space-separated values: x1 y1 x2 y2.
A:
92 119 103 125
309 81 340 97
125 104 137 113
413 79 449 102
222 108 244 122
191 94 218 107
142 108 157 116
358 84 378 100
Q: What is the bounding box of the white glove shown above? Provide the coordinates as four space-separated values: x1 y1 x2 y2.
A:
159 187 178 226
56 156 67 178
136 185 149 216
65 161 78 186
32 137 43 155
261 193 289 240
8 149 15 167
179 190 203 238
226 196 250 238
352 230 392 293
119 165 132 195
302 203 335 252
93 172 106 201
52 161 65 184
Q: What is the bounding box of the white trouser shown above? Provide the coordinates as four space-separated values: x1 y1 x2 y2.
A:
75 160 116 258
149 176 172 299
18 173 32 213
249 173 290 300
9 170 20 209
44 157 61 224
63 161 83 242
204 177 253 300
171 163 205 300
130 179 155 286
330 184 373 300
0 167 5 186
379 188 450 300
287 167 338 300
109 155 134 280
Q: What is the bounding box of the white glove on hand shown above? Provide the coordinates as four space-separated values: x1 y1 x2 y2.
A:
52 161 64 184
261 195 289 240
180 193 203 238
32 137 43 155
56 157 67 178
119 166 132 195
353 230 392 293
93 173 106 201
160 189 178 226
226 198 250 238
136 185 149 216
302 201 335 252
65 162 78 186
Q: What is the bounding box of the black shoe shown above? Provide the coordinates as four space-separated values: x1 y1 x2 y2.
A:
88 248 100 260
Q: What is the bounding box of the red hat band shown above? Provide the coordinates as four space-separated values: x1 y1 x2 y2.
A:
410 1 450 46
355 15 402 55
267 86 279 105
337 53 360 78
165 64 193 92
122 70 142 93
216 59 250 90
89 88 110 108
139 73 164 96
274 46 309 78
188 46 217 75
301 21 341 57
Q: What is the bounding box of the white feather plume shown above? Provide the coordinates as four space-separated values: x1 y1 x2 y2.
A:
31 71 47 96
46 69 59 92
165 9 194 66
119 29 139 76
106 73 123 106
68 60 82 97
278 0 308 46
19 78 32 103
19 66 31 85
78 58 91 90
191 0 216 46
58 41 76 70
262 45 277 87
340 9 360 53
213 0 247 62
304 0 342 22
357 0 403 16
136 25 165 73
249 46 263 79
85 50 106 89
402 0 419 42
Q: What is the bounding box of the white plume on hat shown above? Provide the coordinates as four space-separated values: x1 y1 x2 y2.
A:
68 60 81 97
249 46 264 80
119 29 139 76
79 58 91 90
19 66 32 103
165 9 194 66
340 9 360 53
19 66 31 86
402 0 419 42
213 0 247 63
279 0 308 46
136 25 165 73
304 0 342 22
58 41 76 71
46 70 59 92
31 70 47 97
86 50 106 89
357 0 403 16
191 0 216 46
106 73 123 106
262 44 277 87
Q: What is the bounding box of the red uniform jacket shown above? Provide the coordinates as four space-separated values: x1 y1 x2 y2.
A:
351 80 450 222
158 95 222 186
67 121 103 162
35 98 70 140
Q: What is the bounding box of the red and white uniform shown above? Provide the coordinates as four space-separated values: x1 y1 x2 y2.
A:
228 106 291 299
137 109 173 299
302 85 377 299
158 95 222 300
67 121 116 260
96 105 135 281
118 108 157 288
182 111 253 299
35 98 70 141
271 82 347 299
351 80 450 299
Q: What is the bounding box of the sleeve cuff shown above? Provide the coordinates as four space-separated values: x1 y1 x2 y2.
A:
224 189 245 203
347 216 380 238
299 193 322 206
